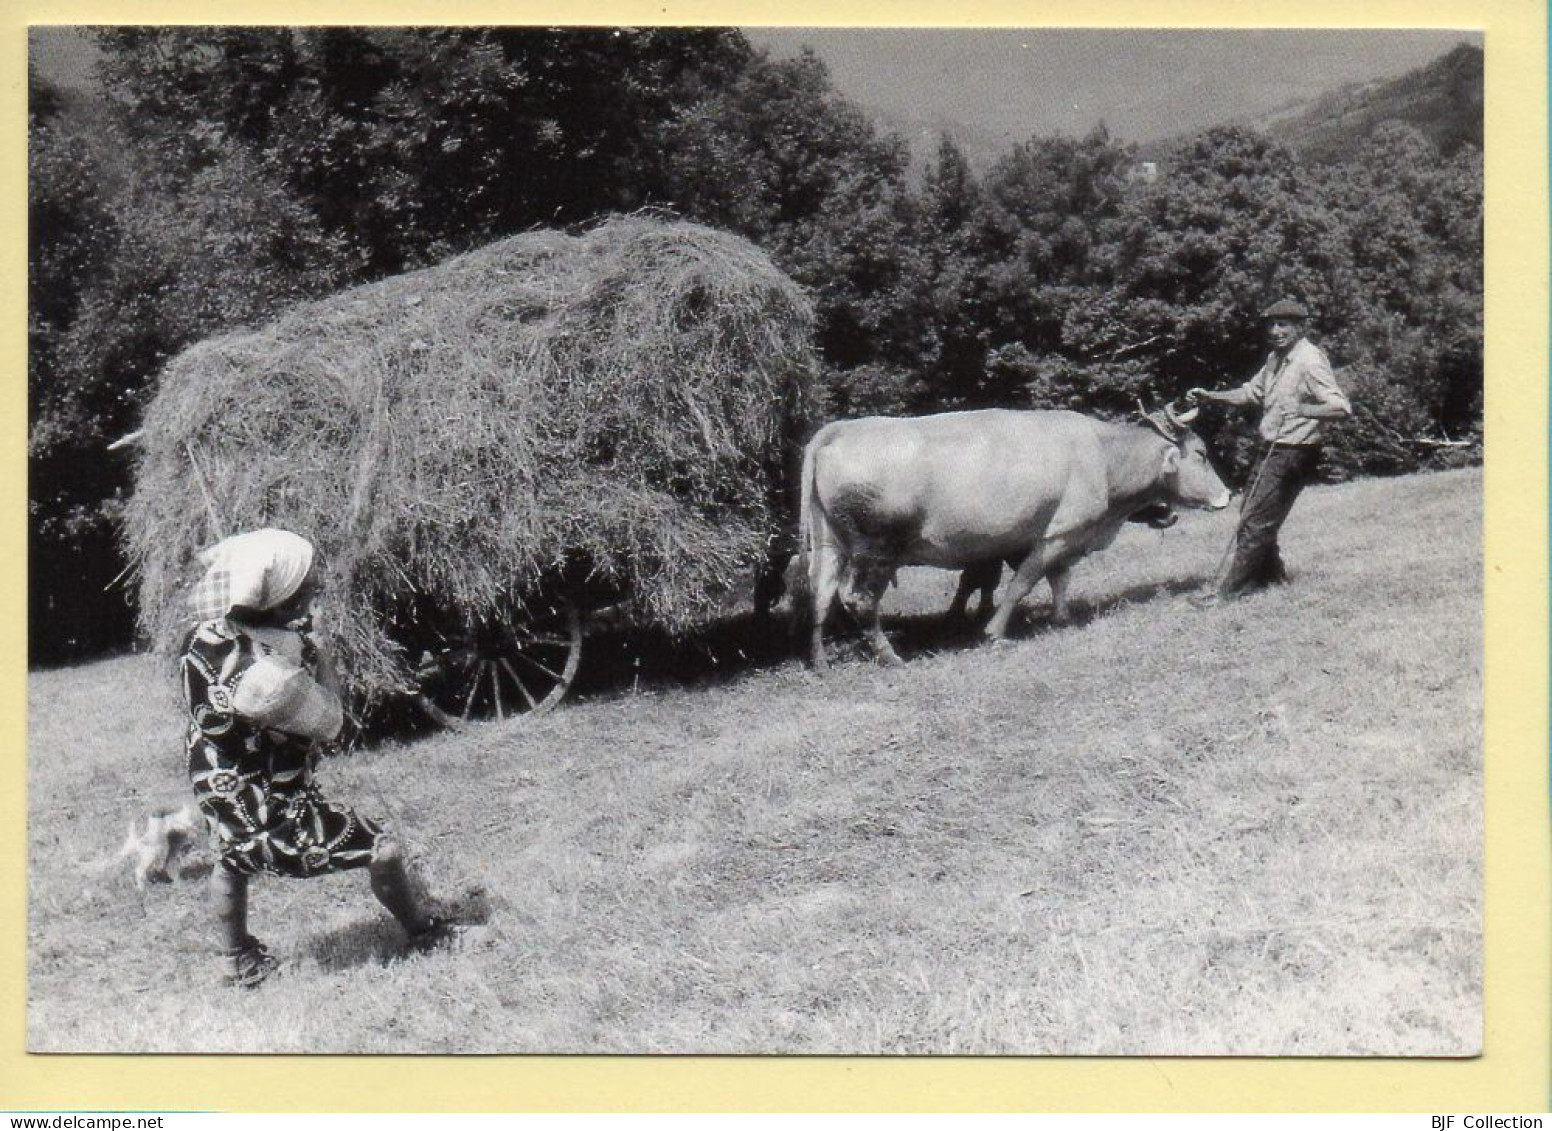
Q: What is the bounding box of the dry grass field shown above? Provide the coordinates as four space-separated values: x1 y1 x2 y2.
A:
27 467 1481 1055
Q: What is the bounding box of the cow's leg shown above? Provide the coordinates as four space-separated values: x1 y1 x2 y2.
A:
847 557 904 667
988 554 1028 621
948 560 1000 621
946 573 975 621
976 579 997 619
983 550 1050 642
806 543 843 673
1047 562 1074 625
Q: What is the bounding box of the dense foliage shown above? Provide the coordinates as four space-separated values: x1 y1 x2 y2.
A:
29 29 1482 661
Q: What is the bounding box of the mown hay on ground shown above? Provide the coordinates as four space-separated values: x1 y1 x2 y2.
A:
122 215 817 707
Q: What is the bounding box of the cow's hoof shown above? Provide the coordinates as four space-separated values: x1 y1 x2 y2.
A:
877 653 906 669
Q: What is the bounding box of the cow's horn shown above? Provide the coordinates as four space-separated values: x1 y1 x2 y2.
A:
1164 403 1198 429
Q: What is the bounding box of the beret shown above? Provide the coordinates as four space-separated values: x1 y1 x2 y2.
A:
1261 298 1309 319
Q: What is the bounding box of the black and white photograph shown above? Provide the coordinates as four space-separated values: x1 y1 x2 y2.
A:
27 25 1484 1056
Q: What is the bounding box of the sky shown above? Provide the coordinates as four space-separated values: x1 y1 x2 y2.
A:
748 28 1481 146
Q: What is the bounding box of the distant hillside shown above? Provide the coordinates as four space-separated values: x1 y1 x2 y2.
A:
1257 43 1482 162
1138 43 1482 166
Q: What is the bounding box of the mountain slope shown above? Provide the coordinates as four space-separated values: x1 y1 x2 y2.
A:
1136 43 1483 165
1258 43 1482 162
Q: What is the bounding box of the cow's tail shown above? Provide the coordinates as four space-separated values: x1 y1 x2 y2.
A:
792 426 839 648
794 431 820 607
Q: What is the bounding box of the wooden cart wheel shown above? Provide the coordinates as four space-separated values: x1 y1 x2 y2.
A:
414 599 583 728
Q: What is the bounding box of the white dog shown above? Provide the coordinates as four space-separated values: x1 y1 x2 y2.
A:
90 802 207 888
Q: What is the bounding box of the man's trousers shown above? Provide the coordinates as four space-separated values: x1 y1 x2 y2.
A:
1221 443 1322 597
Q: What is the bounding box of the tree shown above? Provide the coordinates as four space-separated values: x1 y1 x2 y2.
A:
1103 128 1350 380
91 26 755 275
907 135 996 408
29 64 136 660
30 47 349 661
654 48 924 406
654 49 906 246
1316 123 1482 438
975 127 1134 349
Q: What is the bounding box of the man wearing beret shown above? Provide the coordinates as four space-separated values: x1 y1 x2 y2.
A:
1188 298 1352 603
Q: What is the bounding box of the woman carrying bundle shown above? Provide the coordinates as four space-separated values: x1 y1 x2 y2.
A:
179 528 457 987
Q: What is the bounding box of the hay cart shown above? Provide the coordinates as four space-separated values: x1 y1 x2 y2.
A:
122 217 816 728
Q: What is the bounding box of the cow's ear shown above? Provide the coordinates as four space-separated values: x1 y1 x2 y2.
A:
1161 447 1181 474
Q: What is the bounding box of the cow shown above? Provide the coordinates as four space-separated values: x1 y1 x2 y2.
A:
944 500 1180 621
797 406 1230 670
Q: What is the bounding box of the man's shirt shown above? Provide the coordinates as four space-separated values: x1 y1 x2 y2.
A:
1240 336 1352 445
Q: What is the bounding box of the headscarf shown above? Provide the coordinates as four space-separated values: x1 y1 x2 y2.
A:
189 528 315 622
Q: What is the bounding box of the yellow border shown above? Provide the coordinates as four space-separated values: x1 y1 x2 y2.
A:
6 1 1546 1112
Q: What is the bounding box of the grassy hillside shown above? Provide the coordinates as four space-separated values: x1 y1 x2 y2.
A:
27 467 1481 1055
1260 44 1482 163
1140 44 1482 165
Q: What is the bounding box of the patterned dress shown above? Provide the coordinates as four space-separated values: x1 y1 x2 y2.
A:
181 620 382 878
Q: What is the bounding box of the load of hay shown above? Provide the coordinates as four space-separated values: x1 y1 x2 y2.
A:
123 215 817 707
